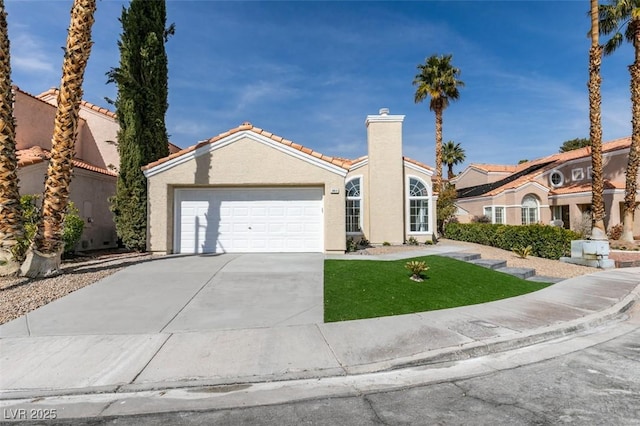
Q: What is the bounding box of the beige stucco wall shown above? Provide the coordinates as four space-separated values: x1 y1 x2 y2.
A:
365 113 405 245
16 163 117 251
454 147 640 235
454 168 512 189
32 90 120 170
75 108 120 170
146 136 347 254
345 162 436 243
14 91 57 152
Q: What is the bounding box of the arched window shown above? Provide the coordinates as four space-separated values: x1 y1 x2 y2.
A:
345 177 362 233
408 177 429 232
521 194 539 225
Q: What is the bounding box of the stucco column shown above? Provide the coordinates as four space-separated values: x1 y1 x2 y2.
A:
366 108 405 245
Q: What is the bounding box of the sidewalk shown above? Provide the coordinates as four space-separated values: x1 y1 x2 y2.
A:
0 250 638 418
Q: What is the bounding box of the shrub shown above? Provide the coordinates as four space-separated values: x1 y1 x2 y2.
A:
608 224 623 240
405 260 429 282
471 215 492 224
12 195 84 260
407 236 419 246
358 238 370 248
62 202 84 256
512 245 533 259
572 211 592 238
346 237 358 252
444 222 580 260
382 241 391 246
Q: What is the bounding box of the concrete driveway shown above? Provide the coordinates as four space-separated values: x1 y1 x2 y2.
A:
1 253 325 337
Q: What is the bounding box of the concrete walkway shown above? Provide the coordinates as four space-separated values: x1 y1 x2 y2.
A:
0 247 638 415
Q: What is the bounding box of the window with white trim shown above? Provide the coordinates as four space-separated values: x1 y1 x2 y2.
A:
494 206 505 224
572 168 584 181
587 166 593 179
483 206 505 224
408 177 429 232
521 194 539 225
549 171 564 187
345 178 362 233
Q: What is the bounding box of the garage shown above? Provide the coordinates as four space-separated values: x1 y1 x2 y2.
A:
175 187 324 254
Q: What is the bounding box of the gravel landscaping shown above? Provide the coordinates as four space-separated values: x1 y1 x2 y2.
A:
0 251 156 325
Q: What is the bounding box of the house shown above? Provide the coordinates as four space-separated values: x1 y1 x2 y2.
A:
452 137 639 236
13 86 179 251
142 108 436 254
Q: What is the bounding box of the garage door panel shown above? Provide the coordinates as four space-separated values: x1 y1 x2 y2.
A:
176 188 323 254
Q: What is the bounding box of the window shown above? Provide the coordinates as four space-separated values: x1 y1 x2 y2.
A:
345 178 362 233
551 205 570 229
483 206 505 224
572 168 584 181
521 195 539 225
408 177 429 232
587 166 593 179
494 207 505 224
549 171 564 187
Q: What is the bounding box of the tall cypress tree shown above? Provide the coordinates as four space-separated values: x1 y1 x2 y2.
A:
108 0 174 251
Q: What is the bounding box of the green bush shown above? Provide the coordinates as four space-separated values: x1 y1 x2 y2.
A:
444 222 580 260
62 203 84 255
13 195 85 260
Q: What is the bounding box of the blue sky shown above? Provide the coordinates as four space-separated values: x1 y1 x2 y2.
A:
4 0 633 172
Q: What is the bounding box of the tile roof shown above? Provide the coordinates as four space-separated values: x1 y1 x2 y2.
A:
17 146 117 177
458 137 631 198
403 156 434 171
143 122 354 171
37 88 117 119
470 164 517 173
549 180 624 195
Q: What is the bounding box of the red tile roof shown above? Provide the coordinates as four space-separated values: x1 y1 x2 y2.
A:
143 122 354 171
403 156 434 171
470 164 517 173
37 88 117 119
479 137 631 197
550 180 624 195
143 123 436 173
17 146 117 177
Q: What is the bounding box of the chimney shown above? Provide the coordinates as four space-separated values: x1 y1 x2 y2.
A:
365 108 405 245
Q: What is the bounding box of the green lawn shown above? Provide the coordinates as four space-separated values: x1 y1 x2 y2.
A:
324 255 550 322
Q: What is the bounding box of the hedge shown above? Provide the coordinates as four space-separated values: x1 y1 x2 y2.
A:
444 223 581 260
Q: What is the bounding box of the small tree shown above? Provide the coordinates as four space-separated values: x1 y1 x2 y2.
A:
437 183 458 234
559 137 591 153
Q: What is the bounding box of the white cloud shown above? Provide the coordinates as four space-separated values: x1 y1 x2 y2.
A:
10 32 56 74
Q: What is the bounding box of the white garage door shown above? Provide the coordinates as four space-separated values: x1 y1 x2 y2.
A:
175 188 324 254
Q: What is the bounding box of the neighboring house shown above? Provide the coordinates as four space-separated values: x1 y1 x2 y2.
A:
142 108 436 254
452 137 639 235
13 86 179 251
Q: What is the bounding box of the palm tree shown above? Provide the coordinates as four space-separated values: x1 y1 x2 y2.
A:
590 0 606 240
21 0 97 277
600 0 640 242
0 0 24 275
413 54 464 190
442 140 466 180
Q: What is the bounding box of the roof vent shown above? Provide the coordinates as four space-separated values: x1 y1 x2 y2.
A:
379 108 389 115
